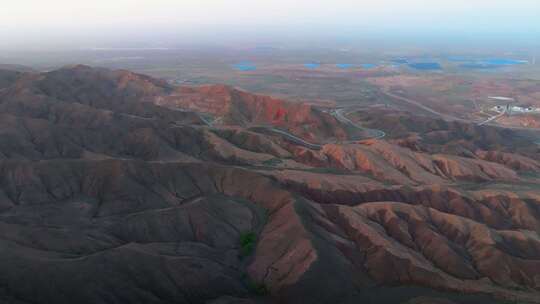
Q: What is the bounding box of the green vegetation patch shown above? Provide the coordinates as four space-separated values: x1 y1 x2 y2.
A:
239 231 258 257
247 280 269 296
262 158 283 166
241 273 269 296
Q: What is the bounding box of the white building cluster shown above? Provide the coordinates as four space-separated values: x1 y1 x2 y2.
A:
491 105 540 114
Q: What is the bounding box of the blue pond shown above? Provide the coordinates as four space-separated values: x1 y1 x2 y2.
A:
336 63 353 69
391 58 408 64
408 62 442 70
361 63 377 69
447 56 474 62
460 63 501 70
304 63 321 69
460 58 527 70
484 58 527 65
233 62 257 71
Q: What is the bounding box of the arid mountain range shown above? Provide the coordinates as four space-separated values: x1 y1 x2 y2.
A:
0 65 539 304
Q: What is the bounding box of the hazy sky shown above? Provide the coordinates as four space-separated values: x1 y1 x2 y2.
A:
1 0 539 49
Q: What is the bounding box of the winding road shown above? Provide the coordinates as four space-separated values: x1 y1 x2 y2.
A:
381 90 466 122
265 127 324 150
379 89 540 149
332 108 386 140
192 105 386 150
478 108 506 126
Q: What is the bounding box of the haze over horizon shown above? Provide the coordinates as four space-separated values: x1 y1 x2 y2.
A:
1 0 539 51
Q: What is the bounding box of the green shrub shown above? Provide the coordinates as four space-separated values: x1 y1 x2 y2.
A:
262 158 282 166
239 232 257 257
248 281 269 296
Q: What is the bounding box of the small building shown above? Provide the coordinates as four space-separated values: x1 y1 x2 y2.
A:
507 105 540 114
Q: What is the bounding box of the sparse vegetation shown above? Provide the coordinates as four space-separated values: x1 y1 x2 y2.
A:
241 273 269 296
262 158 282 166
248 280 269 296
239 231 257 257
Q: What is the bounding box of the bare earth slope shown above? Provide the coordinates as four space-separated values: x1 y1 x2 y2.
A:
0 66 539 304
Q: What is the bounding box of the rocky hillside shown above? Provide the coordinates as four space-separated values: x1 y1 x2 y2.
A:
157 84 349 142
0 66 539 304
